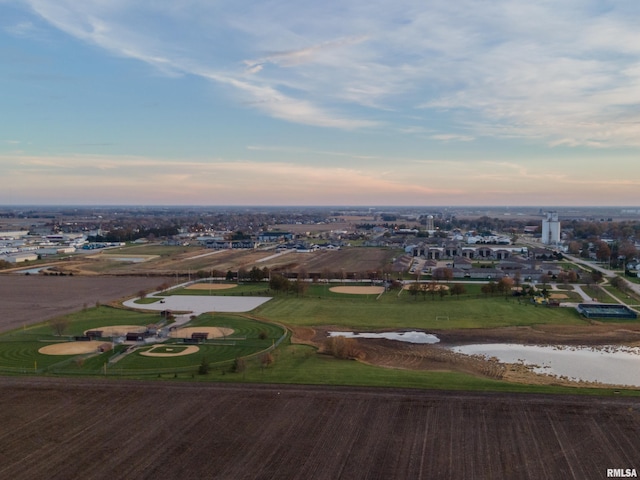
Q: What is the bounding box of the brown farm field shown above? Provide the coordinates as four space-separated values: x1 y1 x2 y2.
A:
1 377 638 480
0 275 176 333
291 248 397 276
53 245 399 277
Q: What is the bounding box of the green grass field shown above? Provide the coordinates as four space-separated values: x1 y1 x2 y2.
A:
254 292 587 330
175 342 640 397
0 309 285 376
3 281 640 395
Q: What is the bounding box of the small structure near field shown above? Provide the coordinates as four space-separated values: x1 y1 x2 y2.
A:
125 332 146 342
577 303 637 319
98 343 112 353
191 332 209 343
86 330 103 340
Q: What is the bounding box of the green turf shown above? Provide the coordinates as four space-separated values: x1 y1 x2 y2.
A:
0 311 286 375
253 293 587 330
173 343 640 396
4 283 640 395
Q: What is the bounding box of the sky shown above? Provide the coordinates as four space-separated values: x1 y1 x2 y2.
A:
1 1 640 206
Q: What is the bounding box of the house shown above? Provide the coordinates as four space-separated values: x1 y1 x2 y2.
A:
257 231 295 243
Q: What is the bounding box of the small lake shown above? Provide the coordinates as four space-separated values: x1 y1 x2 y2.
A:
13 267 46 274
108 257 149 263
329 331 440 344
451 343 640 387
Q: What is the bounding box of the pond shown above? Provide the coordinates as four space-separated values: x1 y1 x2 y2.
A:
12 267 46 274
107 257 149 263
451 343 640 387
328 331 440 344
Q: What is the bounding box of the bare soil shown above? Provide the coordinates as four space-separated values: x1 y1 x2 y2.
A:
168 326 234 339
0 275 177 333
329 286 384 294
140 345 199 357
0 377 637 480
38 341 111 355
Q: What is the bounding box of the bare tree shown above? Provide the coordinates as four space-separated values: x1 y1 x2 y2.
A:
450 283 466 297
50 317 69 336
323 336 362 359
260 352 274 371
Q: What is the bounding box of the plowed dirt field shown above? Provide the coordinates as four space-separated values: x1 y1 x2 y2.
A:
0 377 638 480
0 275 176 333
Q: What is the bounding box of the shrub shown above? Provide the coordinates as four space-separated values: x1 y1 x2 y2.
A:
323 336 363 360
198 356 210 375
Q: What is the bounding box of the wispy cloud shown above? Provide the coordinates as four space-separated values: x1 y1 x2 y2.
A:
4 21 37 37
18 0 640 147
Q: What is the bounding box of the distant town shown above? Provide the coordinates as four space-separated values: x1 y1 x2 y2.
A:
2 205 640 280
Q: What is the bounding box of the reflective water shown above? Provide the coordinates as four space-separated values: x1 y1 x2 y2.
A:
13 267 46 274
329 331 440 344
452 343 640 387
108 257 148 262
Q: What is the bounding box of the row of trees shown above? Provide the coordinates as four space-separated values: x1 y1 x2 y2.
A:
269 274 309 296
406 281 466 300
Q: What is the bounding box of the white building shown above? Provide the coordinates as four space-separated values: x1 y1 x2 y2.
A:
541 212 561 244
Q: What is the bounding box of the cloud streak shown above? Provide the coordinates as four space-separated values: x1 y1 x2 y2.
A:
21 1 640 145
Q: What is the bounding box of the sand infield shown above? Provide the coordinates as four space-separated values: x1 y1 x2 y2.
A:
550 293 569 299
86 325 147 336
329 286 385 295
39 341 112 355
140 345 199 357
169 326 234 339
185 283 238 290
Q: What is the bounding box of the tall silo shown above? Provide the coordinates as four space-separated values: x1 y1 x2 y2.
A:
541 212 560 244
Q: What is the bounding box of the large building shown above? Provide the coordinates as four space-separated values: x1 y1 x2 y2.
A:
541 212 561 244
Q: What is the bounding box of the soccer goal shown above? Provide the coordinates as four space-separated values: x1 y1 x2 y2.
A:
436 315 450 321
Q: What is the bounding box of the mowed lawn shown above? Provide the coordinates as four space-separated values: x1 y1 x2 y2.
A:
254 292 587 329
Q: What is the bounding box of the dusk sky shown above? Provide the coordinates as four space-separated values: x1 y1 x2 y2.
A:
2 1 640 206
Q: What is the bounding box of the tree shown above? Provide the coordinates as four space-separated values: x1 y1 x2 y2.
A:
232 357 246 374
323 336 362 359
539 274 550 288
497 277 514 298
269 274 290 293
225 270 235 281
433 267 453 282
595 241 611 262
450 283 466 297
290 280 308 297
260 352 274 371
408 281 421 300
438 287 447 300
248 266 265 282
567 241 581 255
198 356 210 375
237 267 249 281
618 241 638 263
50 317 69 336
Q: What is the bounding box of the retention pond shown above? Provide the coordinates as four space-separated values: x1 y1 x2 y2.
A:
452 343 640 387
329 331 440 344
